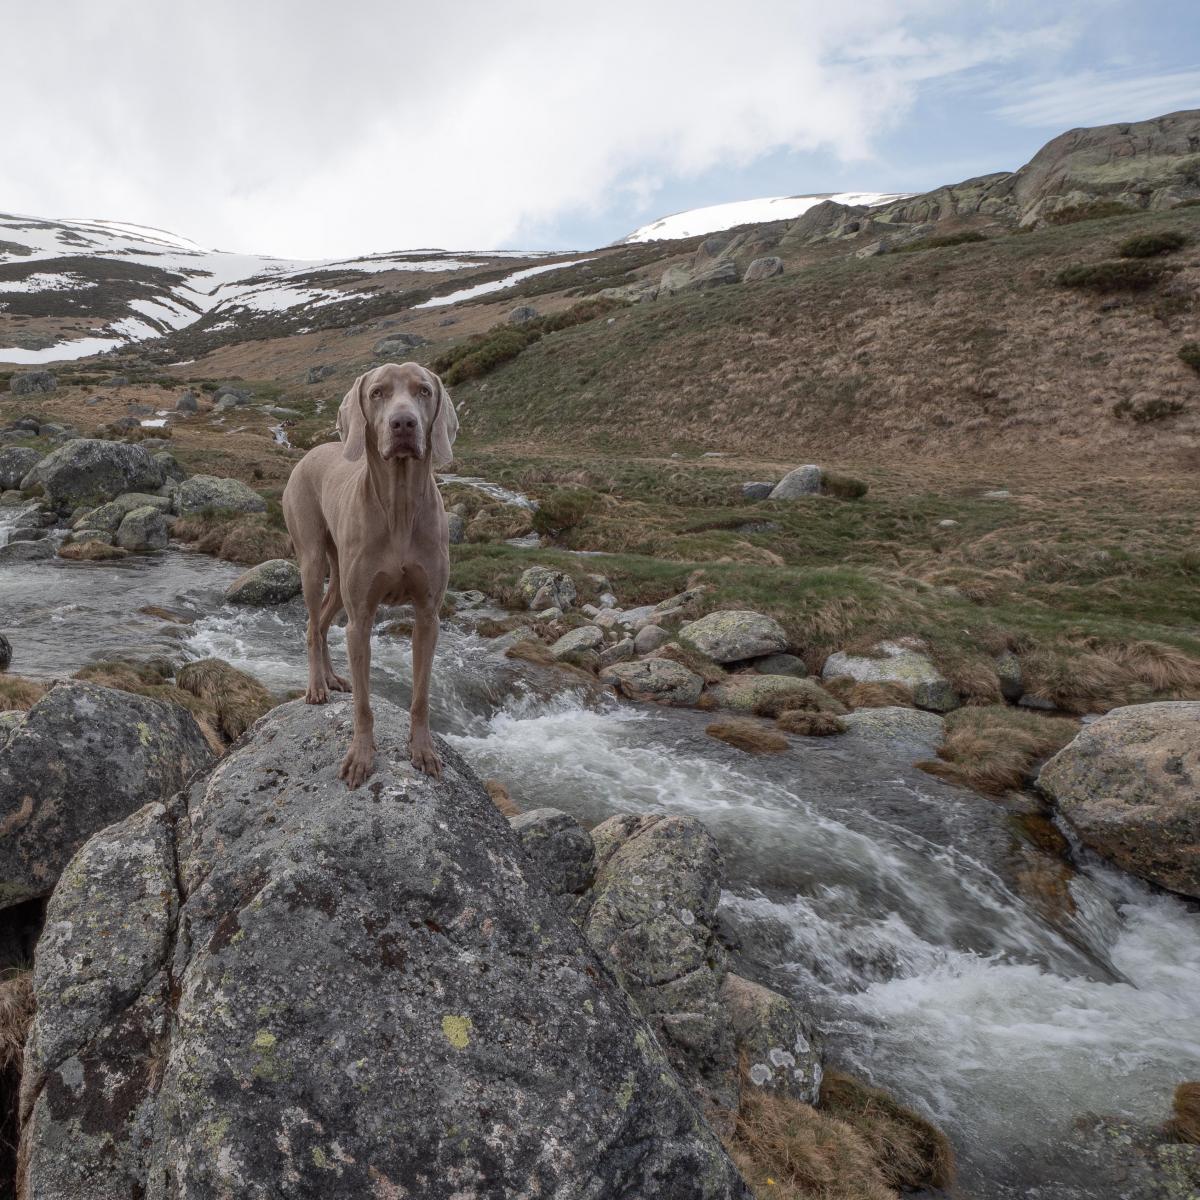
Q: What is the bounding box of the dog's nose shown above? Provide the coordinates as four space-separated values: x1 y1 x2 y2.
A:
390 414 417 432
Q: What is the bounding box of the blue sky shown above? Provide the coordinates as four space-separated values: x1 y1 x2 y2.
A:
4 0 1199 257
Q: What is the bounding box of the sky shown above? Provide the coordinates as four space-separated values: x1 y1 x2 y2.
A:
3 0 1198 259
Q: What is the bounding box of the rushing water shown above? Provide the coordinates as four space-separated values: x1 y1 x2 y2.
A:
1 546 1198 1198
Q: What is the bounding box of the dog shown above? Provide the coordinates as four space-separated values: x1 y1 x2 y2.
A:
282 361 458 786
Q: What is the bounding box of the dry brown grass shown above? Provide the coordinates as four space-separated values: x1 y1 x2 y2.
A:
725 1085 897 1200
172 514 293 566
504 638 596 684
57 540 128 561
706 720 789 754
917 705 1078 795
777 711 847 736
818 1071 956 1192
485 778 521 817
0 969 34 1198
750 685 845 719
0 676 47 712
1167 1081 1200 1144
653 641 727 684
821 679 916 711
176 658 274 740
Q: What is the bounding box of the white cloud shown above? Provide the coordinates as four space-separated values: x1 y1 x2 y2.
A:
995 67 1200 128
2 0 1074 256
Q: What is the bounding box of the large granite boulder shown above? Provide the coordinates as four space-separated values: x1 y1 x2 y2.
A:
8 371 56 395
73 491 171 535
743 256 783 282
681 610 788 663
175 474 267 516
769 465 822 499
224 558 302 605
708 675 844 715
1038 702 1200 898
19 439 164 511
599 658 705 706
0 682 213 909
114 505 168 551
19 698 748 1199
0 446 40 490
509 807 596 900
517 565 576 611
822 640 960 712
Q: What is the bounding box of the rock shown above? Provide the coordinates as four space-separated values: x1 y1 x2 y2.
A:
0 540 55 563
534 606 562 623
175 389 199 413
0 632 9 671
599 659 704 706
510 807 595 898
596 280 659 303
72 491 171 534
0 682 213 910
822 641 959 713
19 439 164 511
708 675 843 715
740 481 774 500
550 624 604 664
1038 702 1200 898
225 558 302 605
372 333 428 356
680 610 788 663
213 384 251 404
107 375 130 387
506 305 540 325
634 624 672 656
175 474 267 516
153 450 185 482
304 364 336 384
769 464 822 499
599 638 635 667
937 518 959 528
0 446 40 490
8 370 56 395
446 511 465 544
584 813 736 1112
720 974 821 1104
517 565 576 611
1019 694 1057 711
19 698 747 1198
840 707 946 759
743 256 783 282
996 650 1023 702
114 505 169 551
752 653 807 678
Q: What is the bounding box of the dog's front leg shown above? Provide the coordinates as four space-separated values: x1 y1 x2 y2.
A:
339 602 377 788
408 606 442 779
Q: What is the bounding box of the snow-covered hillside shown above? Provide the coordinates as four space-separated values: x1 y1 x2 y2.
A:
0 214 562 364
622 191 909 243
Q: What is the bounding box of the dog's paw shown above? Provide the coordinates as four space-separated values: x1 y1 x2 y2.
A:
329 673 351 692
339 742 374 788
305 685 329 705
410 737 442 780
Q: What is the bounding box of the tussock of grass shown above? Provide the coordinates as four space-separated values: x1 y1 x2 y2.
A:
173 514 293 566
531 487 600 538
485 778 520 818
57 540 128 561
654 641 727 684
823 679 915 710
1118 231 1186 258
1055 260 1167 292
818 1071 956 1192
706 719 789 754
504 637 596 683
725 1085 897 1200
819 471 869 500
0 676 47 712
465 504 534 543
176 658 274 740
917 705 1077 794
777 710 846 736
1167 1081 1200 1144
0 971 33 1077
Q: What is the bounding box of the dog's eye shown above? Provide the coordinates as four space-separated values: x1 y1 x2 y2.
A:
418 385 432 398
370 388 384 400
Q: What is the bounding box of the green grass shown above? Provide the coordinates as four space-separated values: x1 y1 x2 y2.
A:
892 230 989 253
1117 230 1186 258
1055 260 1169 292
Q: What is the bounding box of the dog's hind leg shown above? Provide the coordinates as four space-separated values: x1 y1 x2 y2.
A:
318 543 349 692
300 548 333 704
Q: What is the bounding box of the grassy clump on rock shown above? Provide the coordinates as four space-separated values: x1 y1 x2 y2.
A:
706 719 789 754
172 512 293 565
0 675 48 711
1055 260 1168 292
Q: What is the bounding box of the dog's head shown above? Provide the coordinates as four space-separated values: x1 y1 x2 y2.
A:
336 362 458 467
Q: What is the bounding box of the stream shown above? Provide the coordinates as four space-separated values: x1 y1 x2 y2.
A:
1 540 1198 1198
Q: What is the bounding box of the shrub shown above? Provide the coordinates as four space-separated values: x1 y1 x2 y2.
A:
1043 201 1135 226
1178 342 1200 372
1055 260 1167 292
531 487 600 537
1118 231 1186 258
1112 397 1186 423
892 230 988 254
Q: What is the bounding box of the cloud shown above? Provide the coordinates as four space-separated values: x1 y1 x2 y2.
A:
995 67 1200 128
3 0 1073 256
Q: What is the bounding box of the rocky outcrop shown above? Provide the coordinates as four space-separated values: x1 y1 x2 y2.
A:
510 807 596 900
114 505 168 551
19 440 164 511
742 256 783 282
72 492 171 535
19 698 748 1199
681 610 788 663
0 682 213 910
517 564 576 611
1038 702 1200 897
224 558 302 605
175 474 267 516
823 641 959 713
8 371 56 395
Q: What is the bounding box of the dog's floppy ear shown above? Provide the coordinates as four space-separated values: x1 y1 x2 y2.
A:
336 373 368 461
430 374 459 469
